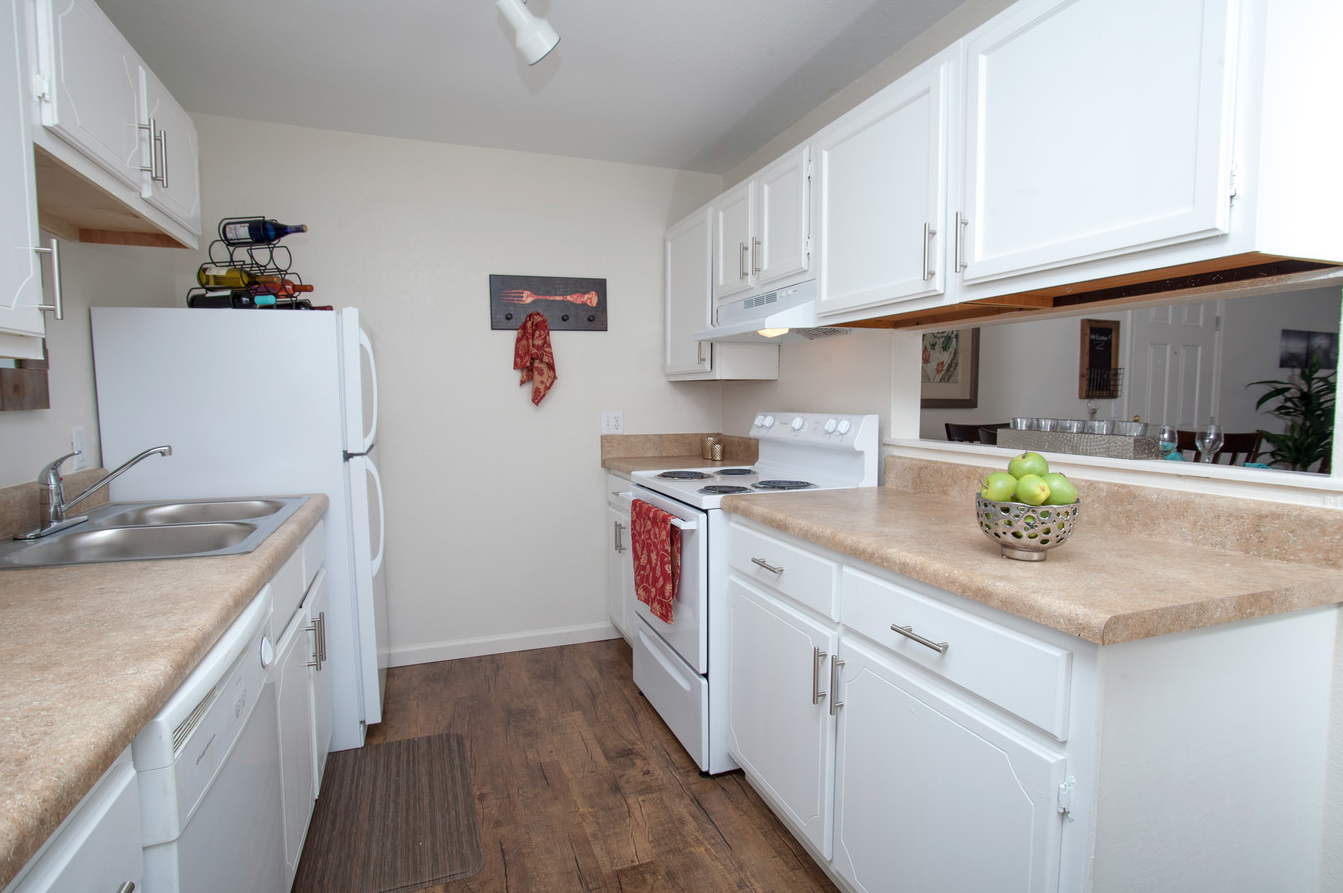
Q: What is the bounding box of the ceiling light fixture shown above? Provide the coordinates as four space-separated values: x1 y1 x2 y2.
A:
496 0 560 65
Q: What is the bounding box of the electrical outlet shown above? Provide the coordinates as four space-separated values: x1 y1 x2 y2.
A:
601 411 624 434
71 427 88 470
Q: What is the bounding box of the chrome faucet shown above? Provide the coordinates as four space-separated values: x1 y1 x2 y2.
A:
21 445 173 539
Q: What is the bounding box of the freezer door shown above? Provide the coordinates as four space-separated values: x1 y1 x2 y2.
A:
340 308 378 455
345 449 388 725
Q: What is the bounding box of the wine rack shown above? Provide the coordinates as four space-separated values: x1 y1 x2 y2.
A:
185 217 316 309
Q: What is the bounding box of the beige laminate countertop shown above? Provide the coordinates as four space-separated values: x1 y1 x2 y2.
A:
722 487 1343 646
0 494 328 889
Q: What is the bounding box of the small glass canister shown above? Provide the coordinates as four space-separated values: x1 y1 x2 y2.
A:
711 442 724 461
702 436 717 460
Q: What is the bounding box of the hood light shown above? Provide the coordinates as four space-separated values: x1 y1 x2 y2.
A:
756 328 790 339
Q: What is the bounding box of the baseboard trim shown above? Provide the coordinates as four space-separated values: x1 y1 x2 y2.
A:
388 622 622 667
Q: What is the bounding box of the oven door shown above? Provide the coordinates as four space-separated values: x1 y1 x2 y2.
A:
629 487 708 674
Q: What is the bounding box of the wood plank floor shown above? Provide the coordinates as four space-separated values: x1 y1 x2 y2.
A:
358 638 839 893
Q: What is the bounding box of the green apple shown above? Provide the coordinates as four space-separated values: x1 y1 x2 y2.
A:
979 472 1018 501
1007 451 1049 479
1014 473 1051 506
1041 472 1078 505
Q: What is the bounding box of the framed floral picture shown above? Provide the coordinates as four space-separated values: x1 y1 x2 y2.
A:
920 328 979 408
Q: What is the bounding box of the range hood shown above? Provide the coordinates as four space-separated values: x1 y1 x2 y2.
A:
691 281 851 344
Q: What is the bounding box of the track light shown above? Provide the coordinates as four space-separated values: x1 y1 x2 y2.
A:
496 0 559 65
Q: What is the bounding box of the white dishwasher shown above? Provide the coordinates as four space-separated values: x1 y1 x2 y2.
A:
132 584 286 893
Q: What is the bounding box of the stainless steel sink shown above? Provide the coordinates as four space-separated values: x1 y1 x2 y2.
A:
0 495 307 568
95 498 288 527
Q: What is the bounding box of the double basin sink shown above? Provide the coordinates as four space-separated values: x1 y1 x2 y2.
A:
0 496 307 568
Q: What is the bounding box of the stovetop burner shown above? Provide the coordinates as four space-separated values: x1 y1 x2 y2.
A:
753 479 815 490
717 468 755 475
657 470 712 480
700 485 752 495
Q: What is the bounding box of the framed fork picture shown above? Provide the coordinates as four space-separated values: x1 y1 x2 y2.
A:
489 274 608 331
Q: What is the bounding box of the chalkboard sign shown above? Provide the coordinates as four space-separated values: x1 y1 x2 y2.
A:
1079 319 1121 399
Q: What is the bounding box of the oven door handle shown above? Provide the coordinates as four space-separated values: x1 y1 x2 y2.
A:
670 517 698 531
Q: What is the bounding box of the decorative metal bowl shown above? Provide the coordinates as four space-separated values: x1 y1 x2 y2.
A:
975 494 1080 561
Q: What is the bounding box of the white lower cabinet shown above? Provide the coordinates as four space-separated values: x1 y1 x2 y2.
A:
832 636 1065 893
726 576 838 858
1 748 142 893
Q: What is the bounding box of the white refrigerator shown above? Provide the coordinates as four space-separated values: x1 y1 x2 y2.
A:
90 306 388 752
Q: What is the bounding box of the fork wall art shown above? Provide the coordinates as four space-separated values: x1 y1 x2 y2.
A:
489 275 608 332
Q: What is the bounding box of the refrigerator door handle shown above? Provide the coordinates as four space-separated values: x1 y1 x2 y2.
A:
359 327 379 453
366 457 386 577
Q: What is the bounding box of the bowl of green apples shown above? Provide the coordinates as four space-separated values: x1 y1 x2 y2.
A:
975 451 1080 561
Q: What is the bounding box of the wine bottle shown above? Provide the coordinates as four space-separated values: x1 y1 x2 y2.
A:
197 265 287 289
253 279 315 296
219 218 308 246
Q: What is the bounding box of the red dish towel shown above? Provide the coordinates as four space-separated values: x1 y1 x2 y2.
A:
631 499 681 625
513 311 557 405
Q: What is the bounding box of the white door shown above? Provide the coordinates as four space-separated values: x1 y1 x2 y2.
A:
959 0 1235 283
713 180 753 301
726 576 837 857
37 0 142 188
833 637 1066 893
663 208 713 376
606 503 632 640
346 450 387 726
815 47 951 317
1 0 46 355
629 489 707 672
139 65 201 234
1128 301 1221 429
275 607 316 889
754 146 810 289
340 309 378 455
306 569 333 791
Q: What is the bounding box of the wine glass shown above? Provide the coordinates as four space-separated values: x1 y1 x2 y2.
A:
1196 424 1224 463
1158 424 1178 457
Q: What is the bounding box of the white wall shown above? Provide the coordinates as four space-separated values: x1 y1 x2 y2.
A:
191 115 723 664
0 242 188 485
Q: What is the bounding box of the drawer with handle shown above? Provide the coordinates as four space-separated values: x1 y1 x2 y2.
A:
729 519 840 620
841 566 1071 740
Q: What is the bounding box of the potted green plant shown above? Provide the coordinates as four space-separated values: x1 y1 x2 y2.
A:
1248 355 1336 472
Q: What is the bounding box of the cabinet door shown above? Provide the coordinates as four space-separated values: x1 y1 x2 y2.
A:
754 146 810 288
726 576 837 858
833 637 1066 893
815 48 951 317
139 65 201 235
959 0 1235 284
276 606 317 888
664 208 713 376
712 180 753 301
37 0 142 188
307 569 333 792
1 0 45 353
606 503 632 639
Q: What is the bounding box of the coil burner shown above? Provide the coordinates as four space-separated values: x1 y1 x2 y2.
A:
657 471 712 480
699 485 752 495
753 480 815 490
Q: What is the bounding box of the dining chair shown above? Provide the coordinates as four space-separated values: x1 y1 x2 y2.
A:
945 423 983 442
1176 430 1264 464
977 423 1010 445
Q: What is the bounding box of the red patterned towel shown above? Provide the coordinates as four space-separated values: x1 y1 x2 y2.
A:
513 311 556 405
631 499 681 624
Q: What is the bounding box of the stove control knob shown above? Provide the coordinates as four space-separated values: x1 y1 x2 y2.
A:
823 418 838 434
836 419 853 435
790 417 806 431
762 415 776 428
753 414 766 428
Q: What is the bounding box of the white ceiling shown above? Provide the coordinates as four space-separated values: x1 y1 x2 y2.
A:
95 0 963 175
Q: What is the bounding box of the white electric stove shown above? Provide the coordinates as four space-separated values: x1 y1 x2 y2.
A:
623 412 879 774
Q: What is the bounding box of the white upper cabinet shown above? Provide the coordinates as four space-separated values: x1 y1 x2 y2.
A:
139 65 201 234
36 0 142 188
957 0 1235 284
713 145 811 303
814 47 953 317
1 0 46 357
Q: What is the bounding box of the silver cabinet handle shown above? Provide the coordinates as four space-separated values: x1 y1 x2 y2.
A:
307 611 328 669
751 236 762 274
157 127 168 188
138 117 159 181
812 646 827 705
32 237 62 319
738 242 750 280
116 883 136 893
954 212 969 273
829 654 844 716
750 557 783 575
614 520 626 554
891 623 949 655
922 222 937 281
